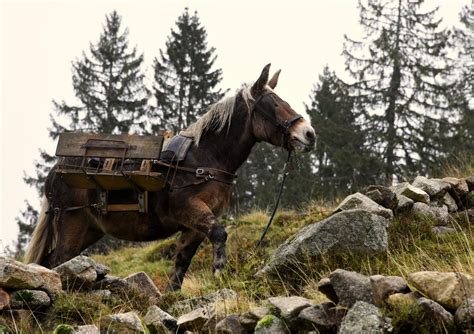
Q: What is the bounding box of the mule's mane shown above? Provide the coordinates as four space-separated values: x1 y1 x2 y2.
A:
180 84 254 145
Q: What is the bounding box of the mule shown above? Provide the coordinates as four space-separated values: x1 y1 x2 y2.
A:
25 64 316 290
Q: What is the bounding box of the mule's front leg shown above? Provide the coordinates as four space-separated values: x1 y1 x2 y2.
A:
208 217 228 275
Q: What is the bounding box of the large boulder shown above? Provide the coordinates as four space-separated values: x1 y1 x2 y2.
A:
339 301 392 334
408 271 474 310
333 192 394 220
362 185 398 210
412 202 449 225
258 210 389 279
329 269 373 308
391 182 430 204
0 257 62 298
412 176 450 199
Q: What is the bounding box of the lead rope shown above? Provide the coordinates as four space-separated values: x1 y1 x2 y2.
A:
256 150 293 248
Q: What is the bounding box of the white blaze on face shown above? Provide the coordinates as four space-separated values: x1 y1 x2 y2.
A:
290 119 316 152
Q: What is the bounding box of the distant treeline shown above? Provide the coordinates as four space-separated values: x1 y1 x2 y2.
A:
13 2 473 256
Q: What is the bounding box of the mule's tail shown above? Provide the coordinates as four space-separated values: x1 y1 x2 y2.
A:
25 196 56 265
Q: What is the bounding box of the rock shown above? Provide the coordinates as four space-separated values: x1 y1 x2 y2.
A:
454 298 474 332
391 182 430 204
267 296 312 321
417 297 454 332
254 315 288 334
125 271 161 301
100 311 145 333
258 210 389 279
432 226 456 235
53 256 99 290
370 275 409 307
408 271 474 309
298 302 343 333
386 292 418 309
0 257 62 298
443 177 469 197
73 325 100 334
94 263 111 280
176 307 214 332
333 192 394 220
412 176 450 199
441 192 458 212
465 175 474 191
362 185 398 210
171 288 238 315
90 289 112 300
240 306 271 331
144 305 177 334
0 288 10 310
329 269 372 308
465 191 474 209
92 275 130 295
215 315 246 334
339 301 392 334
412 202 449 225
395 194 414 214
9 289 51 309
317 277 338 304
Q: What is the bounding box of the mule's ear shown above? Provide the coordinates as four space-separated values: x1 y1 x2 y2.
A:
251 63 271 97
268 69 281 89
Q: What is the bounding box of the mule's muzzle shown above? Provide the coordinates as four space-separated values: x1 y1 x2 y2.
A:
290 124 316 152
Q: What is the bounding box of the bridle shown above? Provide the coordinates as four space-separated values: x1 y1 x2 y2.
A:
251 91 303 140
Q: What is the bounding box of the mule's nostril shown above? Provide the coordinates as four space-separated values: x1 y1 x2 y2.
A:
306 130 315 140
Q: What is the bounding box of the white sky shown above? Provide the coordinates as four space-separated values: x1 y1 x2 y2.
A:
0 0 467 250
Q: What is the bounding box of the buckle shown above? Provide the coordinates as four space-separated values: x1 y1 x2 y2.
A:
196 168 205 175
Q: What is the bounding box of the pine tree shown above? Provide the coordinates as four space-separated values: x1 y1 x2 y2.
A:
14 11 149 257
343 0 454 182
306 67 384 199
151 8 224 133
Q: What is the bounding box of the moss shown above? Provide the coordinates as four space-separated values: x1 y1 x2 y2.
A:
52 324 74 334
255 314 276 330
14 290 34 302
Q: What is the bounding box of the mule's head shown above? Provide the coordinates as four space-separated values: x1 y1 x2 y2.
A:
249 64 316 152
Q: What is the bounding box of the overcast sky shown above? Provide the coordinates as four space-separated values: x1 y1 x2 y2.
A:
0 0 467 250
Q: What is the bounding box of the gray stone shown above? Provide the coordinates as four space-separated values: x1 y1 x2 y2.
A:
144 305 177 334
254 315 289 334
267 296 312 321
317 277 338 303
298 302 342 333
412 176 450 198
370 275 408 307
454 298 474 332
125 271 161 301
94 263 111 279
395 194 414 214
339 301 392 334
329 269 372 308
391 182 430 203
90 289 112 299
176 306 214 332
73 325 100 334
333 193 394 220
100 311 145 333
258 210 389 279
171 288 238 315
362 185 398 210
412 202 449 226
240 306 271 331
9 289 51 309
466 191 474 209
0 257 62 298
92 275 130 295
441 192 458 212
443 177 469 197
432 226 456 235
215 315 246 334
53 255 98 290
417 297 454 332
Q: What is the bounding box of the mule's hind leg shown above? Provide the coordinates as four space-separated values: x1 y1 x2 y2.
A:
167 229 206 291
43 210 103 268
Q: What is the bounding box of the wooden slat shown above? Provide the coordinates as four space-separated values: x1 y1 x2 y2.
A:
56 132 164 159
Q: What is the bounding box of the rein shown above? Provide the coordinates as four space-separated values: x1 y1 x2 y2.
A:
256 149 293 248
